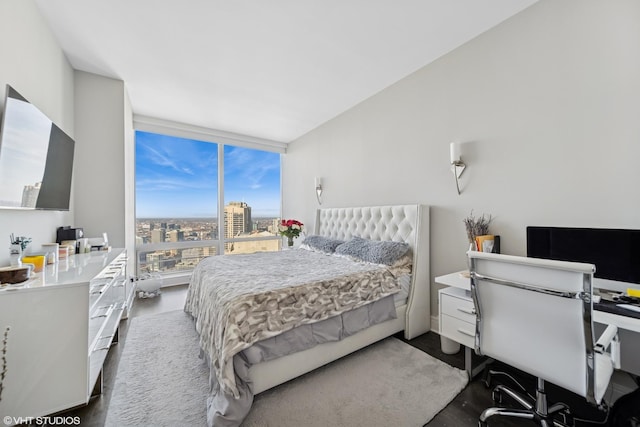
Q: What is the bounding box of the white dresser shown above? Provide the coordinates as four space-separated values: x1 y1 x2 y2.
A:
0 248 131 422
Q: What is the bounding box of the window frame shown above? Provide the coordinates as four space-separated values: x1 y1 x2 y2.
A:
132 116 286 281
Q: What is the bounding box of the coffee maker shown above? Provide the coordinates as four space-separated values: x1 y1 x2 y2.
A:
56 226 84 253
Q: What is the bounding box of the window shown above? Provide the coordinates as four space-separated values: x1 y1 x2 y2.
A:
223 145 281 254
134 131 281 276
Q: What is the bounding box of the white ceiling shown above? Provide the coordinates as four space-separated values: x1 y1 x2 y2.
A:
35 0 538 144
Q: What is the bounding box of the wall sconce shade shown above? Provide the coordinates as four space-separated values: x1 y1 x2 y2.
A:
450 142 466 195
315 177 323 205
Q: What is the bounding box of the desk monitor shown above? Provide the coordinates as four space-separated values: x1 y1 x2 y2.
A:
527 226 640 292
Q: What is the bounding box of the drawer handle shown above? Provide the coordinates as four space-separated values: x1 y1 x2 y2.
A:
457 328 475 338
457 307 476 315
91 313 108 319
93 333 116 352
91 306 110 319
91 305 114 319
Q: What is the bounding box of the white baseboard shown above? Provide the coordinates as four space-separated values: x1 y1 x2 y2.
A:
159 273 190 287
430 314 439 335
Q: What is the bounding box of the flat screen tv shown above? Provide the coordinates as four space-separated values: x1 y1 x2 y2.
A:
0 84 75 210
527 226 640 289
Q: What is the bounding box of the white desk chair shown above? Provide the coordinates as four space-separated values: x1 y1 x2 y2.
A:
468 252 620 427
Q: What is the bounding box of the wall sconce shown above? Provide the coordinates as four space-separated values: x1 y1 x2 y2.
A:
315 177 323 205
450 142 466 195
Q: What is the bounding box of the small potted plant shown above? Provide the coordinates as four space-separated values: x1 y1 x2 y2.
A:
9 234 31 266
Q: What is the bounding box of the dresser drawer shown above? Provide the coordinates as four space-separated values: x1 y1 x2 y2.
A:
441 314 476 348
441 292 476 323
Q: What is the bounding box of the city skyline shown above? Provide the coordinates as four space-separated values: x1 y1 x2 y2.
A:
135 131 281 218
135 203 281 273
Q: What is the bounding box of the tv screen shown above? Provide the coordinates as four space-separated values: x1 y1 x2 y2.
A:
527 226 640 285
0 84 74 210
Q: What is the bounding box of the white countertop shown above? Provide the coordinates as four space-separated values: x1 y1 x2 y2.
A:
0 248 125 292
435 270 471 289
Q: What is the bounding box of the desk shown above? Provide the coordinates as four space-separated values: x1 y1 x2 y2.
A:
436 271 640 377
436 271 640 334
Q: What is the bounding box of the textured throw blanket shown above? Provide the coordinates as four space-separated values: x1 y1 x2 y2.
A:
184 249 406 397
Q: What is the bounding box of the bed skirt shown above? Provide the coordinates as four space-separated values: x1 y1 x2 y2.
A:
203 295 398 427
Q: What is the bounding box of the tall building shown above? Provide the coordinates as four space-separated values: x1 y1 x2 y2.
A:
168 229 184 242
224 201 251 239
21 181 41 207
151 228 166 243
270 218 280 234
224 201 251 252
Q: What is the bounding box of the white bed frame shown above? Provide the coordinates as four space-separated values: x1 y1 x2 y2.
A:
249 204 431 394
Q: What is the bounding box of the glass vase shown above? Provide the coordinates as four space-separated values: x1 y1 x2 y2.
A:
9 244 22 266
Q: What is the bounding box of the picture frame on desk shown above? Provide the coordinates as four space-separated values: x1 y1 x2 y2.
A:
474 235 500 253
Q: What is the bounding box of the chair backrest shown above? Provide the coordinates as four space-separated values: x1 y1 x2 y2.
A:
468 252 597 401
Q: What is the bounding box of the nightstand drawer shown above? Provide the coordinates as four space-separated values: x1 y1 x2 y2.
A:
440 292 476 323
441 314 476 348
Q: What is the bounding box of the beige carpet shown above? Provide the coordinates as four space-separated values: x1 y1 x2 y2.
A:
106 310 468 427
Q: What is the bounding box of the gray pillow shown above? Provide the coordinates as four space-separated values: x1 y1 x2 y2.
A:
299 235 345 254
335 236 410 266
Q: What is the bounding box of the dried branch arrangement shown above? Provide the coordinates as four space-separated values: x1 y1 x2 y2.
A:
463 211 493 244
0 326 9 403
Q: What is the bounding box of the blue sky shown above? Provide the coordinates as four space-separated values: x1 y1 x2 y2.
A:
135 131 281 218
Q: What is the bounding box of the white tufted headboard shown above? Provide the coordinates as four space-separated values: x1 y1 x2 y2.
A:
314 204 430 338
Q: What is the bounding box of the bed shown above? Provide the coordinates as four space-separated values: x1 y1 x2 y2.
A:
185 204 430 426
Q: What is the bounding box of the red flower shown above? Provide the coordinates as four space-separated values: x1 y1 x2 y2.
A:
278 219 304 239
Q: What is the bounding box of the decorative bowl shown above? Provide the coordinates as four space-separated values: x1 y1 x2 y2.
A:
0 265 32 284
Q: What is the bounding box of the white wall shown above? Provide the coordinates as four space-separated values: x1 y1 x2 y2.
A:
283 0 640 317
74 71 129 248
0 0 75 266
